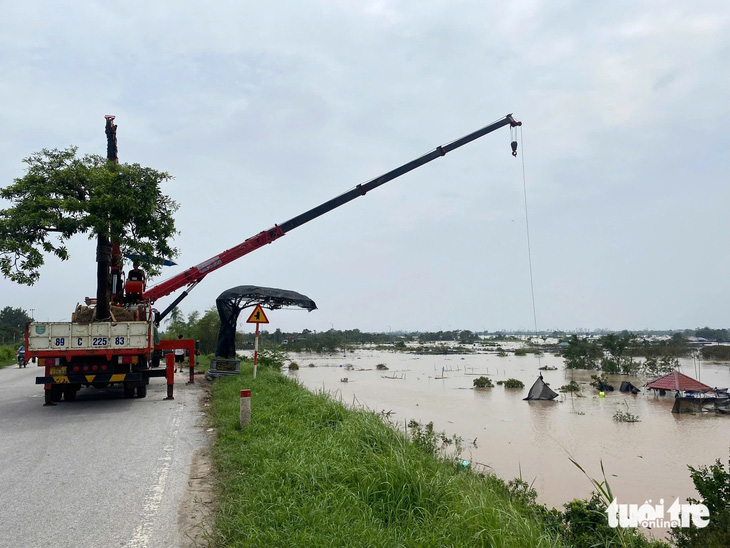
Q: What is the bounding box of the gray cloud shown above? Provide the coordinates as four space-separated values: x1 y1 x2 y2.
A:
1 1 728 332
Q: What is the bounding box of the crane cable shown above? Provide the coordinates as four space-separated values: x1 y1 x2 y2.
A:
516 125 542 367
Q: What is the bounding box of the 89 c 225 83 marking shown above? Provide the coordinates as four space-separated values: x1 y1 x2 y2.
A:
53 336 126 347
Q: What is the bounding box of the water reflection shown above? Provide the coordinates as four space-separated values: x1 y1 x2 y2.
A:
287 348 729 538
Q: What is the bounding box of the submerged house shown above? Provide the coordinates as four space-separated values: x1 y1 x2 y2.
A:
645 371 712 395
645 371 728 414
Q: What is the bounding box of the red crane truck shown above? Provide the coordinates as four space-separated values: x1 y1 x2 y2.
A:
27 114 522 405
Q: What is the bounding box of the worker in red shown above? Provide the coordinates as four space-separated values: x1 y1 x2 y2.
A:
128 261 146 290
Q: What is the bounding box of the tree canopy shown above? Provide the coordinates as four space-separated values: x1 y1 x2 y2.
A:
0 146 179 285
0 306 32 344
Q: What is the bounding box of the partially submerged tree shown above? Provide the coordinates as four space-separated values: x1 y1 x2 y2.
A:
600 331 636 374
0 136 178 321
563 335 603 369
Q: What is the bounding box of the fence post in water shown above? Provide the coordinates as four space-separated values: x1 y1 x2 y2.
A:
240 389 251 426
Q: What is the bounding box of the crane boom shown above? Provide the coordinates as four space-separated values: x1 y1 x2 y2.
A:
143 114 522 307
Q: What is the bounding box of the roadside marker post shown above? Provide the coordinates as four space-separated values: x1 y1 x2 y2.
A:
240 389 251 426
246 304 269 379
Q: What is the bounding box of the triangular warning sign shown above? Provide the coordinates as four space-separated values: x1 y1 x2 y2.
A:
246 304 269 324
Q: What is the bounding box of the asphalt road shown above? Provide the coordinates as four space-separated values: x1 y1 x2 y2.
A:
0 363 209 548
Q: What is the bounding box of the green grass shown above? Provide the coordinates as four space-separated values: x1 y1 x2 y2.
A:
0 344 18 369
209 366 564 547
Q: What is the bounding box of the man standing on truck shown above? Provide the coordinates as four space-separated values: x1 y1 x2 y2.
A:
128 261 146 289
174 334 185 372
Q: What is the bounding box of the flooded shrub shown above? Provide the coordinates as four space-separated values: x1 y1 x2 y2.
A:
613 410 640 422
473 376 493 388
497 378 525 389
560 380 581 392
589 374 614 392
257 348 287 369
642 355 679 376
376 363 388 370
514 348 527 356
405 420 465 461
288 361 299 370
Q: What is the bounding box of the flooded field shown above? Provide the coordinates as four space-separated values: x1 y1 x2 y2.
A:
287 348 729 536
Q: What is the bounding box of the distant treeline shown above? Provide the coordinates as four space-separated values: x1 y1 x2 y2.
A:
7 304 727 361
155 306 729 363
701 345 730 361
561 331 730 374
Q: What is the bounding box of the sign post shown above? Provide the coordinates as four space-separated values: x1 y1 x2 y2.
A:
246 304 269 379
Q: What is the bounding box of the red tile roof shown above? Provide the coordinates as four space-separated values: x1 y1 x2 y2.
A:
645 371 713 392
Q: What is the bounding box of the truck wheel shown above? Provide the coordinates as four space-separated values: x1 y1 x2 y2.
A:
123 383 135 398
64 386 78 402
136 383 147 398
50 385 63 403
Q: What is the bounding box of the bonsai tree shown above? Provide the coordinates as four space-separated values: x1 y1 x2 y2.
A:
0 121 178 321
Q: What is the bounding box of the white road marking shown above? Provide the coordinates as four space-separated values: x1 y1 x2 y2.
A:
127 407 182 548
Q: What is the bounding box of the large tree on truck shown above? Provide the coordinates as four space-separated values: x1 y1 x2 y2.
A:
0 143 178 321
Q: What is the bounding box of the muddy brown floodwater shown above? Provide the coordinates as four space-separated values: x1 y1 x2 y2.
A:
288 348 730 539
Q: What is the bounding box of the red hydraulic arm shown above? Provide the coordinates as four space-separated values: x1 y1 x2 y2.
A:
143 114 522 309
143 226 284 303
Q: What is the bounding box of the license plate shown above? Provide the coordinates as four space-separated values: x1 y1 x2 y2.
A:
50 366 67 376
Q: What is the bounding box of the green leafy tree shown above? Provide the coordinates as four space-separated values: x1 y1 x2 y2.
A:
0 145 178 321
600 331 636 374
459 330 479 344
163 306 188 337
188 307 220 354
0 306 32 344
671 454 730 548
563 335 603 369
695 327 729 342
271 328 284 344
641 355 678 377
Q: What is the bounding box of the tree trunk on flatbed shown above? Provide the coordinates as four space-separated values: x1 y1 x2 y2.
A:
96 234 112 321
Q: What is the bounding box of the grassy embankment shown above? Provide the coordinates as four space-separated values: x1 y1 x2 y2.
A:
0 344 18 369
209 362 564 548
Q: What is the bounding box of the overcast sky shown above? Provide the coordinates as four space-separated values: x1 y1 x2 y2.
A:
1 1 728 334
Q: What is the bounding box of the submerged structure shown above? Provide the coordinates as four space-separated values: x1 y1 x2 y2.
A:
645 371 728 414
523 375 559 401
645 371 712 394
619 381 641 394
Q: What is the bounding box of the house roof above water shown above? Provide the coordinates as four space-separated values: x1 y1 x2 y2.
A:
645 371 713 392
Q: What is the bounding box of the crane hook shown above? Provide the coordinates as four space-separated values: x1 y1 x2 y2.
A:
511 140 518 157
